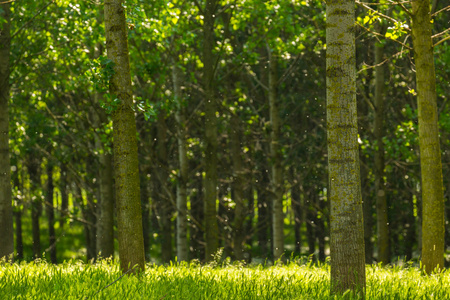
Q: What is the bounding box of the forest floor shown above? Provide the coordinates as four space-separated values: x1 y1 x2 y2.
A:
1 258 449 299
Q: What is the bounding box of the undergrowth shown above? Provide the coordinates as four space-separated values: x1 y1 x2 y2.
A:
1 257 449 299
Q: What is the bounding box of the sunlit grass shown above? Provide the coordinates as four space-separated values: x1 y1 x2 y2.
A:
1 258 449 299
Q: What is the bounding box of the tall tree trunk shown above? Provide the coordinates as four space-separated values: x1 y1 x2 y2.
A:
326 0 366 294
105 0 145 274
306 191 316 260
360 161 373 264
59 164 69 229
45 162 57 264
256 150 270 258
190 172 204 260
411 0 445 274
0 2 14 261
230 114 246 260
29 158 42 259
203 0 219 261
140 164 151 261
317 193 326 262
173 63 189 262
268 52 284 261
92 3 115 261
291 173 302 255
13 168 23 260
373 29 390 265
95 150 115 259
155 115 172 263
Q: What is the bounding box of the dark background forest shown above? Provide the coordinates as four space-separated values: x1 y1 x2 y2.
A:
1 0 449 266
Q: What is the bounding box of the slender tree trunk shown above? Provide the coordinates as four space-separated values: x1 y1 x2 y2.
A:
140 164 151 261
92 3 115 261
291 174 302 255
230 114 246 260
326 0 366 294
0 2 14 261
105 0 145 273
360 161 373 264
411 0 445 274
59 164 68 229
373 31 390 265
155 116 173 263
203 0 219 261
268 52 284 261
29 159 42 259
45 162 57 264
256 151 270 258
190 172 204 260
317 194 326 262
173 63 189 262
13 169 23 260
306 191 316 259
96 151 115 259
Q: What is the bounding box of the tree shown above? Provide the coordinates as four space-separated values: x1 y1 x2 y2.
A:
203 0 220 261
0 1 14 261
104 0 145 274
268 51 284 261
411 0 445 274
373 23 390 265
326 0 365 294
173 63 189 262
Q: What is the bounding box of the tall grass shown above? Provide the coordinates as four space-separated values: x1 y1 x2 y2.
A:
1 258 449 299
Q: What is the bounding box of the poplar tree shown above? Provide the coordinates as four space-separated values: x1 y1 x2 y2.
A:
104 0 145 274
326 0 365 294
411 0 445 274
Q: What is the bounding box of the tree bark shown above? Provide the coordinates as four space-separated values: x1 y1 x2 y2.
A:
13 168 23 260
203 0 219 261
59 164 69 229
326 0 366 294
173 63 189 262
29 158 42 260
411 0 445 274
373 32 390 265
45 162 57 264
155 115 173 263
0 2 14 261
105 0 145 274
268 52 284 261
230 114 246 260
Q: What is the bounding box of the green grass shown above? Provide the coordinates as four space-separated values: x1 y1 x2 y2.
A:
1 259 449 299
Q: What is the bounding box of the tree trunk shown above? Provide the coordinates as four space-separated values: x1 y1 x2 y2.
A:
140 164 151 261
306 191 316 260
317 194 326 262
0 2 14 261
291 174 302 255
29 158 42 259
13 169 23 260
105 0 145 274
203 0 219 261
173 63 189 262
230 114 246 260
268 52 284 261
45 162 57 264
155 115 173 263
360 161 373 264
411 0 445 274
374 30 390 265
256 151 270 258
190 172 204 260
326 0 366 294
59 164 69 229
